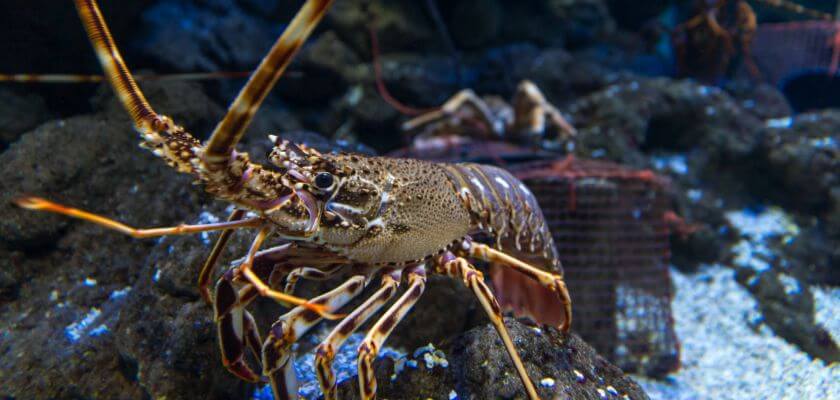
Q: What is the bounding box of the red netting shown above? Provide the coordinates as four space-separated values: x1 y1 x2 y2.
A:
751 20 840 83
509 156 680 377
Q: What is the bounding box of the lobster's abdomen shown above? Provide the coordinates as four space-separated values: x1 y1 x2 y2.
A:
442 162 567 327
442 163 561 273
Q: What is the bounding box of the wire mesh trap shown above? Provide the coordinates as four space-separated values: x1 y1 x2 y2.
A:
509 155 680 377
751 20 840 84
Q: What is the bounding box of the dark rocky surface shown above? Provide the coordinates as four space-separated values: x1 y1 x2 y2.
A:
735 266 840 363
335 320 649 400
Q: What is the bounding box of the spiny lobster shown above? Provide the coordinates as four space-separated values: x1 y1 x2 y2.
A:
14 1 571 399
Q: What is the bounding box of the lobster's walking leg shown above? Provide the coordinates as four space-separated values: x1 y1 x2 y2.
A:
468 242 572 332
214 277 263 382
283 264 345 295
199 209 246 304
437 254 540 400
262 275 367 400
203 0 334 166
14 197 262 238
315 270 402 400
401 89 498 134
357 266 427 400
237 228 340 318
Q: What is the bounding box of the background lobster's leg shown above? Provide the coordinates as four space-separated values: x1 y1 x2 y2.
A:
262 275 367 400
467 242 572 332
199 209 246 304
315 270 402 400
357 266 427 400
203 0 334 167
436 255 539 400
14 197 262 238
401 89 499 135
214 276 263 382
511 80 577 139
283 264 345 295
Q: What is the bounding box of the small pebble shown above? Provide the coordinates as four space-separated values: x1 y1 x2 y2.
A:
573 369 586 383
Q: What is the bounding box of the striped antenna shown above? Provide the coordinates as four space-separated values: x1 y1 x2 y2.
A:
74 0 161 132
0 71 254 84
754 0 835 21
203 0 334 165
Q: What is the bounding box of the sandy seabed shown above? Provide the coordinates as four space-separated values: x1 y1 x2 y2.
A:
637 266 840 400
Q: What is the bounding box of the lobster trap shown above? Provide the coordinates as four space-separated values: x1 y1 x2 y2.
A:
508 155 680 377
750 20 840 84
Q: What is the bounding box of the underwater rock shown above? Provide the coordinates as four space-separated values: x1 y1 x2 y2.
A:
0 81 226 398
569 77 764 167
780 225 840 287
723 81 793 121
336 319 650 399
276 30 363 105
137 0 283 73
327 0 438 57
735 267 840 363
755 110 839 219
725 207 840 363
0 87 53 150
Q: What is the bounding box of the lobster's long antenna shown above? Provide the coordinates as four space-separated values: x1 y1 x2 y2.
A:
75 0 163 132
0 71 254 84
203 0 334 168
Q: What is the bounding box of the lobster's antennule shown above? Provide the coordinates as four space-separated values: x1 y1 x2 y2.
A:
203 0 335 167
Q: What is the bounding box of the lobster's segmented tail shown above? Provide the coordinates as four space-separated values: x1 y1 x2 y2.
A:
442 163 560 271
443 163 567 327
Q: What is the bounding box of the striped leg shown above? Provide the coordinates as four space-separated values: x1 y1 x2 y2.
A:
262 275 367 400
467 242 572 332
315 270 402 400
436 253 539 400
203 0 334 167
236 228 340 319
401 89 500 136
357 265 427 400
511 80 576 140
283 264 345 295
199 209 246 304
214 277 262 382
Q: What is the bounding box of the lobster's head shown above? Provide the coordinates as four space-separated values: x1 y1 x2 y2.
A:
262 139 388 245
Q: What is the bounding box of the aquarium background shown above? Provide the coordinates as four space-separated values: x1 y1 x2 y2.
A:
0 1 838 399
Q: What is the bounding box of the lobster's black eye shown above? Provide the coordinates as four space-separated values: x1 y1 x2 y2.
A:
314 172 334 190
